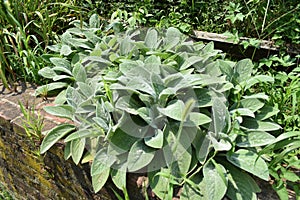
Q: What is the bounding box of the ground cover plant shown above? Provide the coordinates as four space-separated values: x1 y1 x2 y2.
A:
0 1 299 199
36 14 298 199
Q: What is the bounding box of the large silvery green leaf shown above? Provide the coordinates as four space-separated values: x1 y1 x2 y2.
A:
50 57 71 69
91 148 117 176
218 60 234 80
108 128 139 153
144 55 161 74
255 105 280 121
43 105 75 120
185 112 211 126
233 59 253 83
158 100 185 121
165 27 181 49
38 67 57 79
236 131 275 147
180 56 203 70
71 138 86 165
241 118 282 131
224 163 261 200
145 29 158 49
92 167 110 193
111 168 127 190
209 98 230 137
239 98 264 112
127 140 155 172
35 82 68 96
226 149 269 181
60 44 72 56
163 130 192 177
72 63 87 82
193 130 211 163
144 129 164 149
40 124 76 154
201 160 227 200
120 36 133 56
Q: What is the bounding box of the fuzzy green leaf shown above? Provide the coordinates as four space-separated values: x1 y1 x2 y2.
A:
71 138 86 165
92 167 110 193
227 149 269 181
233 59 253 83
144 129 164 149
43 105 74 120
242 118 282 131
40 124 76 154
236 131 275 147
201 160 227 200
224 163 261 200
127 140 155 172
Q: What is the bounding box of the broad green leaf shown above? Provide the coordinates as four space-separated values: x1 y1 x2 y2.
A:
158 100 185 121
210 98 230 136
60 44 72 56
92 167 110 193
242 93 269 100
72 63 87 82
40 124 76 154
230 108 255 118
236 131 275 147
218 60 234 80
35 82 68 96
163 130 192 177
193 130 211 163
145 55 161 74
43 105 74 120
64 141 71 160
50 57 71 69
145 29 158 49
224 162 260 200
144 129 164 148
38 67 57 79
108 128 139 153
239 98 264 112
241 118 282 131
255 106 280 120
120 36 133 56
127 140 155 172
233 59 253 83
91 148 116 176
111 167 127 190
65 129 99 142
194 88 213 107
52 66 73 75
185 112 211 126
71 138 86 165
89 13 101 28
180 56 203 70
54 90 67 105
82 56 113 66
227 149 269 181
77 82 93 98
202 160 227 200
245 75 274 90
165 27 181 49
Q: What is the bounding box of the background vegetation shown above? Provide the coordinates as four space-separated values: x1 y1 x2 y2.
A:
0 0 299 199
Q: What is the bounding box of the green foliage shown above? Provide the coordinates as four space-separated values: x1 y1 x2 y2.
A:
0 183 14 200
38 25 284 199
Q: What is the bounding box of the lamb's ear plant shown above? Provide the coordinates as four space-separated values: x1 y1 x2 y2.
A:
39 27 282 200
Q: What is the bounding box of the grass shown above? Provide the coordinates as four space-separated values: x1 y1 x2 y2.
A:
0 183 13 200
